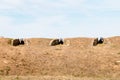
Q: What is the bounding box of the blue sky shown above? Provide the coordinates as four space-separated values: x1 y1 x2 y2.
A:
0 0 120 38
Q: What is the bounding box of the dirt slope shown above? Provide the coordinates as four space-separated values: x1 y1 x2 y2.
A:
0 37 120 77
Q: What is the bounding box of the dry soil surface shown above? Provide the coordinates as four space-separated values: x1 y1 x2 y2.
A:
0 37 120 78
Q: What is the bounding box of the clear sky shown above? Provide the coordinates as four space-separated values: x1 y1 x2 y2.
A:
0 0 120 38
